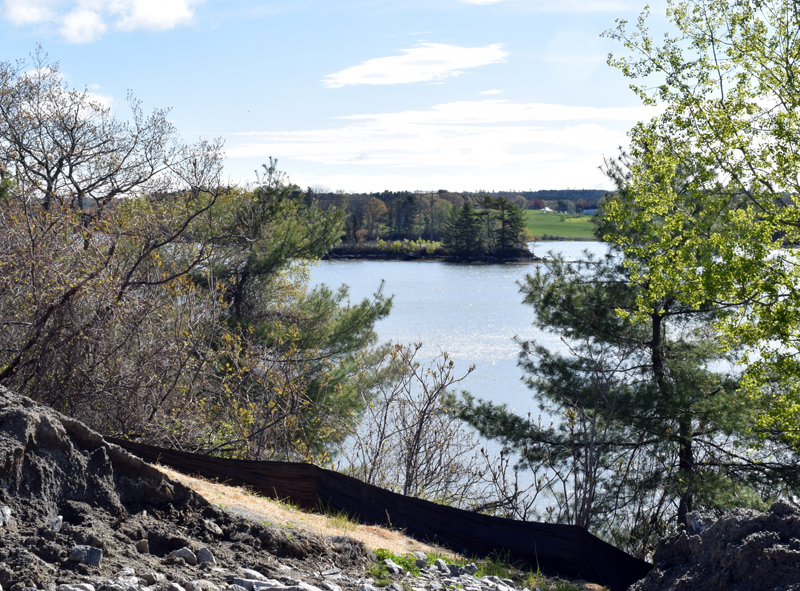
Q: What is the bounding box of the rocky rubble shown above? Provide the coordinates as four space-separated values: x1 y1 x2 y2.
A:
630 500 800 591
0 387 548 591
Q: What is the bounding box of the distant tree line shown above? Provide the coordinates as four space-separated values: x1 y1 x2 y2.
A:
308 188 595 255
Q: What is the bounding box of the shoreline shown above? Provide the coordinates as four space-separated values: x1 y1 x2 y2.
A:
324 239 601 263
323 251 542 264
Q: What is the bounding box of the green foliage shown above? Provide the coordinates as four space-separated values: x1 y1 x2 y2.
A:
442 197 528 256
603 0 800 449
369 549 588 591
442 202 482 255
457 224 799 555
372 549 424 576
0 49 391 462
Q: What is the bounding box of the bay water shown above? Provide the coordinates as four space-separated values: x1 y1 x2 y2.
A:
310 241 610 418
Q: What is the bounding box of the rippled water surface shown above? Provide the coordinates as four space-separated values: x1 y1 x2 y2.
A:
310 242 609 416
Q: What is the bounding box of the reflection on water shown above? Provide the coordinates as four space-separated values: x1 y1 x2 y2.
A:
310 242 610 416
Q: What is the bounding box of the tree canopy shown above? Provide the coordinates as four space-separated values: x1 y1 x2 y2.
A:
0 49 390 462
458 201 800 555
603 0 800 449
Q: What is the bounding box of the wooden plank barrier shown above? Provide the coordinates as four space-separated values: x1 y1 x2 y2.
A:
108 438 651 591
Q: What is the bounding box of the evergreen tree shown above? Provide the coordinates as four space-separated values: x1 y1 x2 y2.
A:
457 223 800 556
497 198 526 254
442 202 481 255
201 160 392 458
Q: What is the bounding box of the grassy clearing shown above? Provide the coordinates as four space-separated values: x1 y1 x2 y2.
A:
524 210 596 240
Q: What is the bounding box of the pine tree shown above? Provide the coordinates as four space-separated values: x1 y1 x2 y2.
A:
442 202 482 255
457 231 800 556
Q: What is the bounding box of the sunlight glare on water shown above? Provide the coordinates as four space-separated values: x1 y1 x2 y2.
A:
310 242 610 417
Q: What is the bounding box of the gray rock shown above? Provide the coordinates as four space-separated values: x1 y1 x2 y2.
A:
0 506 11 527
142 574 165 585
447 564 461 577
169 547 198 566
167 585 186 591
358 586 381 591
203 519 223 536
115 576 141 590
463 563 478 575
240 570 270 582
318 583 341 591
68 545 103 567
320 568 341 579
196 547 216 564
48 515 62 532
284 584 323 591
56 586 96 591
185 581 219 591
228 586 249 591
382 558 404 575
135 539 149 554
232 580 284 591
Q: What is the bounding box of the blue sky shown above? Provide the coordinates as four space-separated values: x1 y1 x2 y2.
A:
0 0 667 193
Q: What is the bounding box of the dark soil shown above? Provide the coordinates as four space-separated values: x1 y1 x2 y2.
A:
631 501 800 591
0 387 371 589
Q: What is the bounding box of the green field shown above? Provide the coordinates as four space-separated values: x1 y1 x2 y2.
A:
523 210 597 240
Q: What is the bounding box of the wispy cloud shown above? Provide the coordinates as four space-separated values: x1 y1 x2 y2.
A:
3 0 201 42
323 43 508 88
226 99 661 174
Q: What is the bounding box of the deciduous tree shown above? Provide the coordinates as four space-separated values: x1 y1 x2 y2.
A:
604 0 800 449
458 199 799 555
0 49 390 462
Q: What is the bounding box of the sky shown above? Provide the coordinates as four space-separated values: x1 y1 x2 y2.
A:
0 0 668 193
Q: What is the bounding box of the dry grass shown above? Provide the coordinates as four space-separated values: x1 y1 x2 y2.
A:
154 464 610 591
155 464 457 558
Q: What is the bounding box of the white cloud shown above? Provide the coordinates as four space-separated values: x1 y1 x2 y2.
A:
480 89 503 95
460 0 505 4
3 0 200 42
4 0 57 25
225 100 661 189
323 43 508 88
284 163 612 194
113 0 196 31
60 7 106 43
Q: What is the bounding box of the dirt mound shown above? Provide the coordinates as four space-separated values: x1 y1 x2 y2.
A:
0 386 370 589
630 500 800 591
